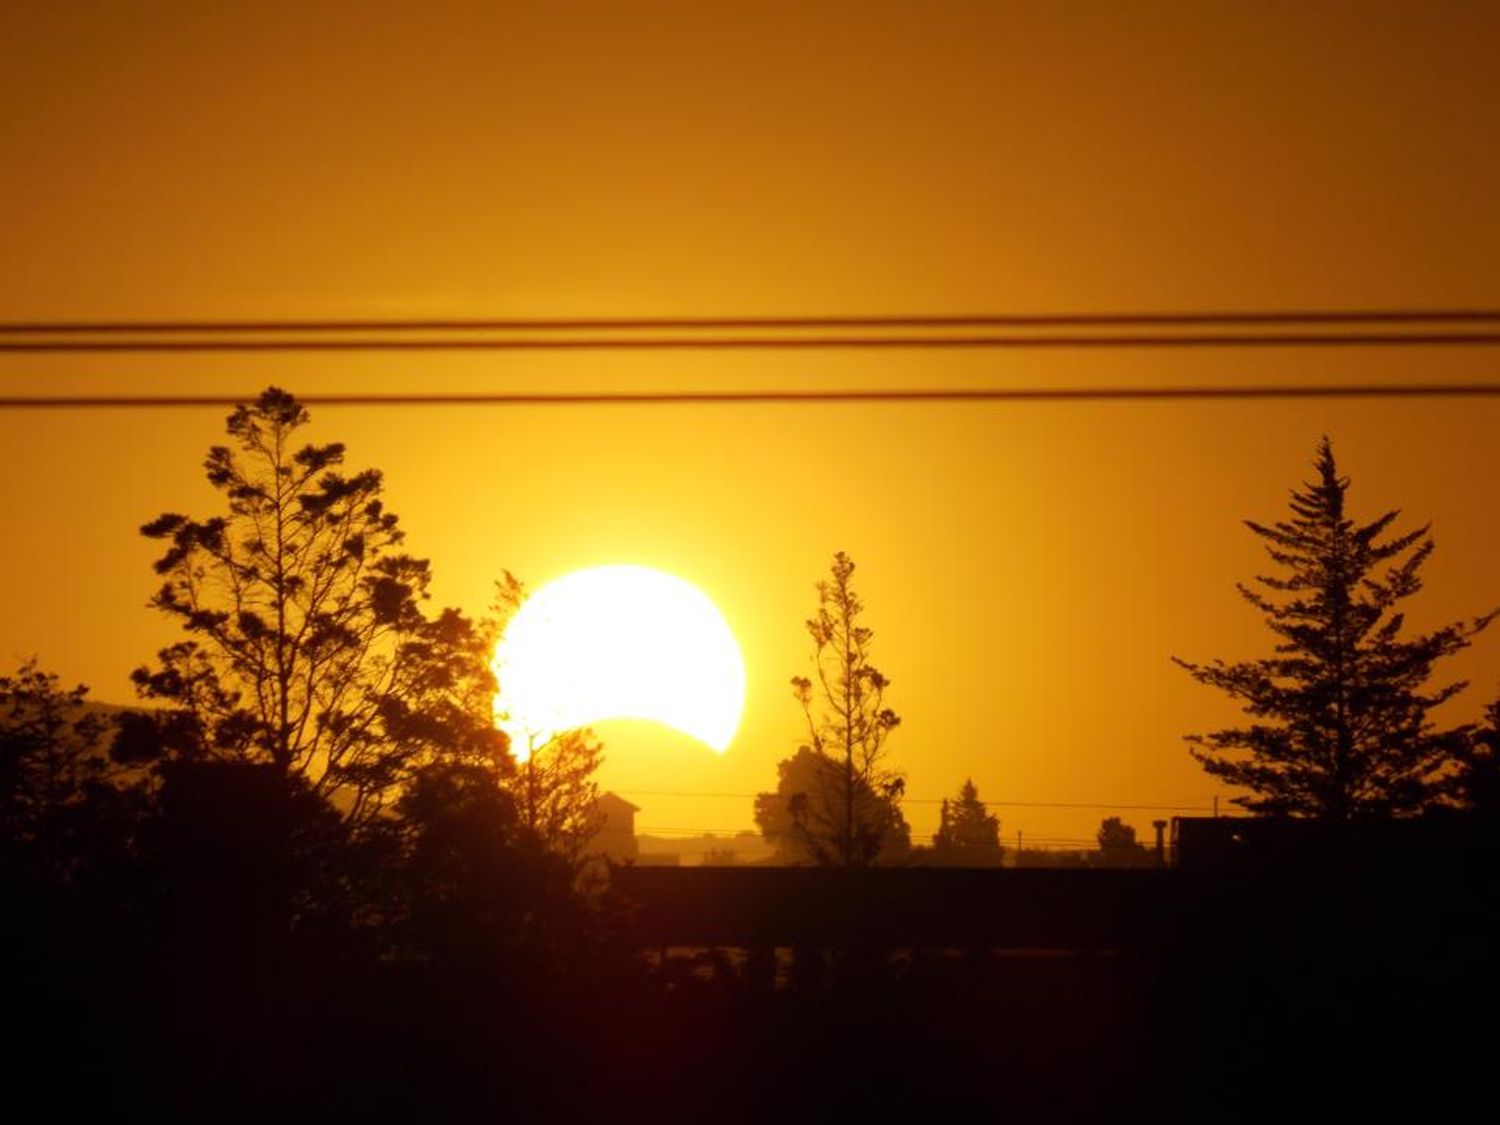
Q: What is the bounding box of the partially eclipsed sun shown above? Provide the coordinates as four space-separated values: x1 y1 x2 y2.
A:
492 565 746 761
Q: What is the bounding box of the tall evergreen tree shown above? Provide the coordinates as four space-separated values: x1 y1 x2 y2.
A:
932 778 1002 863
1175 438 1495 818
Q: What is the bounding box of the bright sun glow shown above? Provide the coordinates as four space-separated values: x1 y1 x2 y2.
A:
492 565 746 761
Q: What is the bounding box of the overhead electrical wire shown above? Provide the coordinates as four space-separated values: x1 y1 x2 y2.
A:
4 307 1500 353
616 790 1215 812
633 827 1134 848
7 332 1500 352
5 308 1500 332
4 308 1497 405
1 385 1496 409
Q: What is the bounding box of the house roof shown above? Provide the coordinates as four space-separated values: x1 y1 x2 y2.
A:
595 791 640 813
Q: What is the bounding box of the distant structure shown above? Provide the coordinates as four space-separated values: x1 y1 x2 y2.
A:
636 851 682 866
589 792 640 864
636 830 775 867
1168 814 1499 871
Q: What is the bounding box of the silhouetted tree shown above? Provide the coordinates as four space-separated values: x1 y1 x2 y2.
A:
2 660 107 847
132 387 507 828
509 728 605 865
932 778 1003 865
1093 816 1151 866
1095 817 1137 850
0 660 144 883
754 745 911 865
780 551 904 866
488 572 605 864
375 760 576 965
1452 695 1500 813
1175 438 1495 818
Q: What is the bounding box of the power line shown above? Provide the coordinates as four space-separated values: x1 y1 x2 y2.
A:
617 790 1215 812
8 332 1500 353
5 308 1500 333
2 385 1498 409
5 308 1500 352
635 827 763 837
634 827 1112 848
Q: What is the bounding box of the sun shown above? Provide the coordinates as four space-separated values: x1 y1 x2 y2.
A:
492 565 746 761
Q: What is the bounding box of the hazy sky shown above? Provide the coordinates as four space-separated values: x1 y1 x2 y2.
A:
2 2 1497 847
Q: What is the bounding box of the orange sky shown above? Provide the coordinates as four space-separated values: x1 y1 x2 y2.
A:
2 3 1497 848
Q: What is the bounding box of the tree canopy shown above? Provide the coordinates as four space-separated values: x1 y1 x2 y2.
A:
487 573 604 866
1175 437 1495 818
1452 696 1500 813
0 659 139 879
754 746 910 865
132 387 507 826
931 778 1003 864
